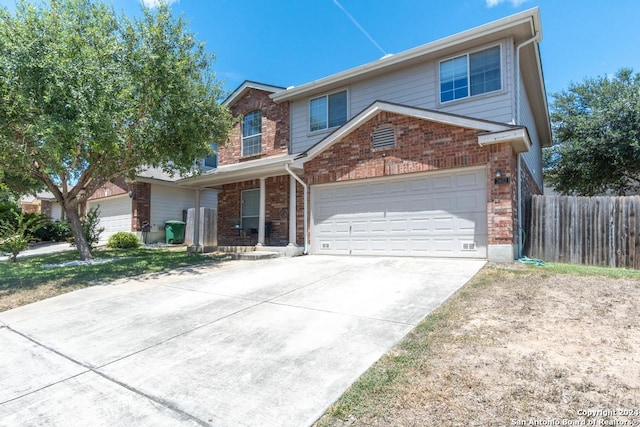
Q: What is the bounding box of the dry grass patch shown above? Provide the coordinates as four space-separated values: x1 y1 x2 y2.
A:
315 264 640 426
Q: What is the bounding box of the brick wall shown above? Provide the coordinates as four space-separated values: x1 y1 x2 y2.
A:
20 202 40 215
215 113 526 250
265 176 290 246
486 142 518 246
217 176 290 246
303 112 490 184
218 88 290 165
302 111 518 246
88 178 128 200
131 182 151 232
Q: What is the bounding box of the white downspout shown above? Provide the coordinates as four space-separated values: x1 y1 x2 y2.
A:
515 32 541 259
285 163 309 254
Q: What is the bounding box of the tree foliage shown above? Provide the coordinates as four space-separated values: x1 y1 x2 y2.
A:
0 0 233 259
545 68 640 196
0 211 47 262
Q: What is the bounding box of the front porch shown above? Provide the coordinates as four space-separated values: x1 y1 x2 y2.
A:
179 154 307 256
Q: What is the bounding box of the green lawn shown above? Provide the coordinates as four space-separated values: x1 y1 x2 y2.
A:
0 247 224 311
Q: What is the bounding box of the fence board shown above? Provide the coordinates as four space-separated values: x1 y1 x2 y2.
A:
527 195 640 268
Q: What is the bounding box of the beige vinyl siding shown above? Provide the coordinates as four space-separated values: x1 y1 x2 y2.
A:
149 185 217 233
290 39 515 154
349 62 435 113
518 76 543 189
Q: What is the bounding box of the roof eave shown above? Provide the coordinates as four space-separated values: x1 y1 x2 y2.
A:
178 155 296 188
478 128 531 153
224 80 287 106
300 101 519 163
271 7 541 103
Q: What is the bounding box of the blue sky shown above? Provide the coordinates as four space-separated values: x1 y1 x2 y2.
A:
2 0 640 98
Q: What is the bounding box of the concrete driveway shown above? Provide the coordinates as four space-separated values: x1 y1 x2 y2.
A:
0 255 484 427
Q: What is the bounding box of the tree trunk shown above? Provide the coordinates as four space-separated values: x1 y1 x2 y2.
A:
65 205 93 261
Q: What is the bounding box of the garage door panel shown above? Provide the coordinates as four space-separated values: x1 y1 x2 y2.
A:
457 193 483 210
312 168 487 257
456 171 483 187
389 239 410 252
351 202 386 216
432 174 455 190
433 216 454 231
458 213 487 233
409 218 430 232
408 238 430 252
369 220 387 233
406 198 429 212
388 219 408 233
408 178 430 193
87 195 132 243
351 221 369 234
369 182 388 196
387 180 408 195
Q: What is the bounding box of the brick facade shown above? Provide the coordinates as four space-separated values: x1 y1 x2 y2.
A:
486 142 518 246
87 178 128 200
131 182 151 232
302 112 519 246
218 88 290 165
215 111 529 253
217 176 291 246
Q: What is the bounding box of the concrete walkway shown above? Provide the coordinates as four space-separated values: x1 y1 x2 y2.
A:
0 255 485 426
0 242 75 262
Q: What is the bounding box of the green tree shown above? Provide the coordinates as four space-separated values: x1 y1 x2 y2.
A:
545 68 640 196
0 211 47 262
0 0 233 260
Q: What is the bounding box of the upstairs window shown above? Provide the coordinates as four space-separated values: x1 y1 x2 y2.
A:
309 90 347 132
440 45 501 103
203 143 218 169
242 110 262 156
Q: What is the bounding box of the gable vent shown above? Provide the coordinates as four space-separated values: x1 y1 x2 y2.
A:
372 126 395 149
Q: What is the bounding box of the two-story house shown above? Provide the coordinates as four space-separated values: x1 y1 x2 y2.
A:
180 7 550 262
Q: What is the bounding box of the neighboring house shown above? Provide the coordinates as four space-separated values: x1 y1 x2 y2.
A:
85 167 218 244
178 8 550 262
20 191 63 221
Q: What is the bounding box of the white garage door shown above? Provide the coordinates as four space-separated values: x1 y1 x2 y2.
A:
312 167 487 258
87 195 132 243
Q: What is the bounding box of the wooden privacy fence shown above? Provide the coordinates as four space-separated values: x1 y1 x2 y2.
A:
527 195 640 268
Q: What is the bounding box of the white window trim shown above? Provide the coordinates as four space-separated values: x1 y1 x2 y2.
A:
308 88 349 134
438 43 504 105
241 110 262 157
241 188 260 230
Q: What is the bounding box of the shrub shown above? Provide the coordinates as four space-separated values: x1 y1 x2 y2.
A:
0 211 47 262
107 231 140 249
34 220 72 242
71 207 104 250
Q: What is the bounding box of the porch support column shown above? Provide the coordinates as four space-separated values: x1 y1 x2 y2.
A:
257 177 266 246
288 175 297 246
193 188 201 250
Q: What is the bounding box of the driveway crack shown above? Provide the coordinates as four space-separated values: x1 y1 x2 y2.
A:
2 326 212 426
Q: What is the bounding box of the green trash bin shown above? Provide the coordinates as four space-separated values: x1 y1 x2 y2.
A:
165 220 186 244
